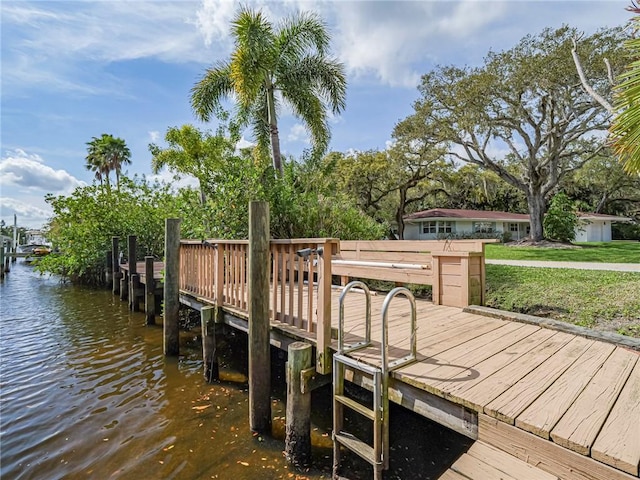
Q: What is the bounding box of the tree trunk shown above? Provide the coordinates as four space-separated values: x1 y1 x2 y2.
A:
395 188 408 240
527 192 546 241
266 82 283 175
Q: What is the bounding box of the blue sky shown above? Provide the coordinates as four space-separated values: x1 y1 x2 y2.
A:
0 0 630 229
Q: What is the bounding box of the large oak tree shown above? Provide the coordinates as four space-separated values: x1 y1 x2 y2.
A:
404 26 625 241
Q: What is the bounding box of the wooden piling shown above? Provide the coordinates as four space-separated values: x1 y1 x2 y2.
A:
112 237 121 295
201 306 220 382
248 201 271 433
105 250 113 286
285 342 312 467
129 274 141 311
144 256 156 325
164 218 181 356
0 241 5 279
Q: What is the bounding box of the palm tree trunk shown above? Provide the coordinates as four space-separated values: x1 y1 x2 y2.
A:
266 81 283 175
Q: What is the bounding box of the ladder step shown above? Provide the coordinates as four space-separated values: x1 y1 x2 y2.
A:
334 353 381 376
335 394 376 421
334 432 378 466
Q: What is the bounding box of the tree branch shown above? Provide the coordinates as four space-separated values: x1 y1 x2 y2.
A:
571 37 615 114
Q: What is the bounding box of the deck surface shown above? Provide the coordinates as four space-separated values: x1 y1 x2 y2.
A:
331 289 640 477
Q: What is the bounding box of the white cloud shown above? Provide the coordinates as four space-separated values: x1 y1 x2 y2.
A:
148 168 199 190
149 131 161 142
287 124 310 144
0 149 85 194
0 197 53 230
236 136 255 150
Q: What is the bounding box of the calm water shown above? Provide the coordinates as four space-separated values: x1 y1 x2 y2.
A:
1 261 470 480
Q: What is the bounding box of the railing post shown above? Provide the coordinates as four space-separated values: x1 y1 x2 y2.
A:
248 201 271 433
112 236 121 295
145 256 156 325
432 254 441 305
315 239 335 375
164 218 181 356
128 235 139 311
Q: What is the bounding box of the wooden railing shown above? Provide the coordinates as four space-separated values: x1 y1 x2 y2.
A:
179 238 339 373
179 237 487 372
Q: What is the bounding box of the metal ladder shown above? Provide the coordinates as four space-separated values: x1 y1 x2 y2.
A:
333 281 417 480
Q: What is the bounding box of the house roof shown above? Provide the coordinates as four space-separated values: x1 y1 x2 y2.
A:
404 208 529 222
404 208 632 223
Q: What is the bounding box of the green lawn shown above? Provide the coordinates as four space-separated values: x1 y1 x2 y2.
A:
485 241 640 263
485 265 640 337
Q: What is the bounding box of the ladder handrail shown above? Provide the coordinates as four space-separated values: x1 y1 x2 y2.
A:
381 286 417 377
338 281 372 354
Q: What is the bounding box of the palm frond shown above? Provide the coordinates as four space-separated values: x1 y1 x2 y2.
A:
191 61 234 122
276 11 330 62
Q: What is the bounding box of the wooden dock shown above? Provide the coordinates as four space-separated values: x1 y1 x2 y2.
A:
112 235 640 479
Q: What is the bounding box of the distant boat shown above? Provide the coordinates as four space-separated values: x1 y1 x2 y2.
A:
33 246 52 256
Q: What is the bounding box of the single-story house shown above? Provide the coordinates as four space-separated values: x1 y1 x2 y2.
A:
403 208 631 242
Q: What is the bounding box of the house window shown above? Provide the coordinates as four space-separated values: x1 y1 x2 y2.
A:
509 223 519 233
422 221 454 235
526 225 531 235
474 222 494 233
422 221 437 234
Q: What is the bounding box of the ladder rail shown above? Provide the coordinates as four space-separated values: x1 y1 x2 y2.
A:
338 281 372 354
380 286 417 470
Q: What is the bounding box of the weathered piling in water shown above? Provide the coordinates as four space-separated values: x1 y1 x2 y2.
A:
105 250 113 286
1 241 5 278
144 256 156 325
248 201 271 433
112 237 121 295
285 342 312 466
201 305 220 382
127 235 138 311
164 218 181 356
3 241 10 273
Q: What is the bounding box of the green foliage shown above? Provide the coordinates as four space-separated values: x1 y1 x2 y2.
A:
191 6 347 173
611 16 640 175
85 134 131 190
37 176 186 284
543 192 578 242
404 25 625 240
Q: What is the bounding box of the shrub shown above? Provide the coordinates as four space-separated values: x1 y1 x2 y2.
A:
544 192 579 242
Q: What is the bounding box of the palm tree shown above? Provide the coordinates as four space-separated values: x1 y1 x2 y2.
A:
611 12 640 175
102 135 131 189
191 7 347 174
85 134 131 190
85 135 110 189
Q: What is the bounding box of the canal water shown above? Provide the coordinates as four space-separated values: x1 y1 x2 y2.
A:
1 261 471 480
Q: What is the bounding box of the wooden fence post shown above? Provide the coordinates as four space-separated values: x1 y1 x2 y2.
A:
201 305 220 382
164 218 181 356
145 256 156 325
112 237 121 295
315 239 334 374
285 342 312 467
248 201 271 433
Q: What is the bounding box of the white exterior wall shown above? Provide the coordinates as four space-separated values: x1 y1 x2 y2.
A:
575 220 612 242
403 223 421 240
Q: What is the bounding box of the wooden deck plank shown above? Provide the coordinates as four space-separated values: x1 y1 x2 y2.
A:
465 441 559 480
451 453 519 480
433 328 557 396
550 347 638 456
479 414 637 480
515 340 616 439
591 360 640 475
484 336 594 424
399 323 540 390
437 470 468 480
448 331 574 411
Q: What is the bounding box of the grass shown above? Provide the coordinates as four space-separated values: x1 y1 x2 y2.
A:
485 241 640 263
485 265 640 337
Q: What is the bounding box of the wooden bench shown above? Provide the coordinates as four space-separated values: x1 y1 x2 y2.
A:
333 240 488 308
